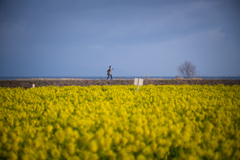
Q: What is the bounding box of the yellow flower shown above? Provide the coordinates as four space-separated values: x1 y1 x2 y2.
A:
105 137 112 150
142 146 152 155
113 133 122 145
54 129 65 144
105 127 113 136
205 149 214 159
95 128 105 139
38 150 46 160
51 148 61 159
89 153 99 160
45 125 53 133
1 133 7 143
88 140 98 152
65 127 73 136
61 149 69 159
9 152 18 160
150 141 158 152
136 154 146 160
128 135 135 143
134 127 143 136
66 142 75 155
156 147 167 159
121 137 128 147
12 142 19 152
140 142 146 150
105 150 116 160
0 84 240 159
72 130 80 140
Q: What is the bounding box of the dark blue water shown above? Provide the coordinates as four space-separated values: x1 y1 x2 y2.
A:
0 76 240 80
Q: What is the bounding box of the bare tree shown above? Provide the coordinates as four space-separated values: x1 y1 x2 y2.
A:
177 61 196 78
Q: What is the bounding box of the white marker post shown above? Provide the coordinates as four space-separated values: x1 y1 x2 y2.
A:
134 78 143 92
32 84 35 88
134 78 138 85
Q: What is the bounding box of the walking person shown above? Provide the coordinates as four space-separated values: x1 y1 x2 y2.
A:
107 66 113 80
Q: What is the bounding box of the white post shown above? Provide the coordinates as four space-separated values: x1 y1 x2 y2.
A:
134 78 139 85
32 84 35 88
134 78 143 92
137 79 140 92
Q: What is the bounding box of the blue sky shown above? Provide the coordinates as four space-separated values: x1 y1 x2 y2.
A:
0 0 240 77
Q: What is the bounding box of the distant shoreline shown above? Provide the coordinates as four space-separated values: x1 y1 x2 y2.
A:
0 79 239 88
0 76 240 80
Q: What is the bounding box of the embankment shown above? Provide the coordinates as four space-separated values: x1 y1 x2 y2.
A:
0 79 239 88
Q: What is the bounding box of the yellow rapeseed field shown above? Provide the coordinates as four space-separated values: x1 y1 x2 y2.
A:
0 85 240 160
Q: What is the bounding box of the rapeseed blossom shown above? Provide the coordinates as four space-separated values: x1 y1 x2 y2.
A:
0 84 240 159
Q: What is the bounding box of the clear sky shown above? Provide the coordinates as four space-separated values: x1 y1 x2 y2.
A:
1 0 240 77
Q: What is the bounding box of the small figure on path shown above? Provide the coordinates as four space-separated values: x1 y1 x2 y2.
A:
107 66 113 80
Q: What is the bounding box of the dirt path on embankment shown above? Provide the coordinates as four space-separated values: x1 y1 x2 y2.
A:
0 79 239 89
